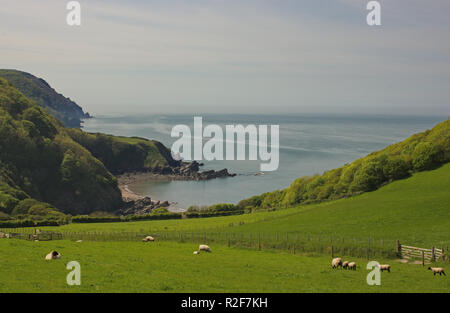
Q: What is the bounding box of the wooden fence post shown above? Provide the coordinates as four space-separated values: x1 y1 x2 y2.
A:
422 251 425 266
331 245 334 258
258 233 261 251
396 240 401 256
432 246 436 262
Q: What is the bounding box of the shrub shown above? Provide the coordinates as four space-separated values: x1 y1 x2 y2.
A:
412 142 445 170
208 203 236 212
11 198 40 216
152 207 169 214
0 192 19 214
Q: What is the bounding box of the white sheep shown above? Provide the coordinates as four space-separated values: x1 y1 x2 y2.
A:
342 261 349 269
142 236 155 242
348 262 357 270
379 264 391 272
331 257 342 269
193 251 199 255
199 244 211 252
428 267 446 276
45 251 61 260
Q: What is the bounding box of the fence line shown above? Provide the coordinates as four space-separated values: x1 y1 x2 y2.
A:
2 228 448 261
399 243 445 262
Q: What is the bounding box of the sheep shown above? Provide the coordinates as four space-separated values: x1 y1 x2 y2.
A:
348 262 357 270
428 267 446 276
331 257 342 269
76 240 82 243
193 251 199 255
199 244 211 252
142 236 155 242
45 251 61 260
379 264 391 272
342 261 349 269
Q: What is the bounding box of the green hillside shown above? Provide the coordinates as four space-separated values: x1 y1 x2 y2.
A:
66 129 177 173
0 69 89 127
34 163 450 248
237 119 450 212
231 162 450 246
0 77 122 218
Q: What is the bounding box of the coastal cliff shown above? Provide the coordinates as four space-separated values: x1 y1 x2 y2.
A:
0 69 90 128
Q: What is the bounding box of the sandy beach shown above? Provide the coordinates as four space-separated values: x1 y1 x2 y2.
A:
117 173 185 212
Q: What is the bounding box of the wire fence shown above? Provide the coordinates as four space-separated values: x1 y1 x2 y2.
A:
4 228 436 260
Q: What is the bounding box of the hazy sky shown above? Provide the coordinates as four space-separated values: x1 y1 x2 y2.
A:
1 0 449 116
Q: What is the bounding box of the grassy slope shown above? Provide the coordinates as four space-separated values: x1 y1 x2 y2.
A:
234 162 450 246
66 129 175 172
0 240 448 293
35 163 450 247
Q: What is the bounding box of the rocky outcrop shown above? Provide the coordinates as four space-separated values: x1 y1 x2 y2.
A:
119 196 173 215
115 161 236 180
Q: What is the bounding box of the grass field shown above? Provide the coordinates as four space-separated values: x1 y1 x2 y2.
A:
1 164 449 292
0 240 448 293
26 163 450 248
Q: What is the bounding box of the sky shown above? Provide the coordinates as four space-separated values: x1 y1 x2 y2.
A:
0 0 449 116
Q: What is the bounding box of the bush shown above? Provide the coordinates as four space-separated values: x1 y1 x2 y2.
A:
152 207 169 214
0 192 19 214
208 203 236 212
350 160 385 192
412 142 445 170
383 157 411 180
28 204 61 217
185 210 244 219
11 198 40 215
0 219 35 228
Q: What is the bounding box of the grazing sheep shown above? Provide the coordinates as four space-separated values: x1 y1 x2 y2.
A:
342 261 349 269
331 257 342 269
379 264 391 272
142 236 155 242
199 244 211 252
348 262 357 270
428 267 446 276
45 251 61 260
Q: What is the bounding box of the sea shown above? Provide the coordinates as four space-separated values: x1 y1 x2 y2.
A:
83 114 446 209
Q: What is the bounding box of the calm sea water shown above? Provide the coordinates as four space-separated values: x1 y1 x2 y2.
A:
83 114 445 208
